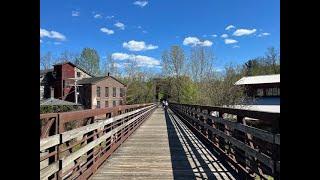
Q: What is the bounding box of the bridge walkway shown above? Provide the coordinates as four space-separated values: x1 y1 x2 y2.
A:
90 107 237 180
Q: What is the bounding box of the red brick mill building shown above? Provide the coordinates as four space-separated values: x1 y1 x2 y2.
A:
40 61 127 109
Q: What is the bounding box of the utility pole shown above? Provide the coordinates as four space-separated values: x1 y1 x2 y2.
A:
69 78 82 104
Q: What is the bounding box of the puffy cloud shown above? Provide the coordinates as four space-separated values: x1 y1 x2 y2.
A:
221 34 228 38
232 45 240 48
94 14 102 19
258 32 271 37
106 15 114 19
123 40 158 51
133 1 148 7
211 34 218 37
183 37 213 47
233 28 257 36
225 25 235 30
114 22 125 30
40 28 66 41
72 11 80 17
100 27 114 35
111 53 160 67
224 38 238 44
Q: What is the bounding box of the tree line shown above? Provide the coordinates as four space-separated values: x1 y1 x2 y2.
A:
40 46 279 106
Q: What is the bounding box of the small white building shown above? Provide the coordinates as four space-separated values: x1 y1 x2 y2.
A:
233 74 280 113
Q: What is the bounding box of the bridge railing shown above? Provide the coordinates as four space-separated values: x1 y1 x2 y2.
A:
40 103 157 180
169 102 280 180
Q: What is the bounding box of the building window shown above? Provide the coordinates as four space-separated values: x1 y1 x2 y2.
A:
105 87 109 97
97 86 101 97
120 88 124 97
256 88 264 97
105 101 108 108
113 87 116 97
77 72 81 78
63 80 65 88
97 101 100 108
120 100 123 105
113 100 116 107
266 88 279 96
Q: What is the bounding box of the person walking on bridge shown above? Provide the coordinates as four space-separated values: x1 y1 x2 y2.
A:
164 100 168 110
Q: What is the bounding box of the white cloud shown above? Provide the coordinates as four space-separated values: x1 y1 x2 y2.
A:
137 26 142 29
183 37 213 47
111 53 160 67
40 28 66 41
72 11 80 17
106 15 114 19
233 28 257 36
142 30 148 33
40 39 43 43
123 40 158 51
258 32 271 37
133 1 148 7
224 39 238 44
211 34 218 37
232 45 240 48
221 34 228 38
114 22 125 30
94 14 102 19
100 27 114 35
225 25 235 30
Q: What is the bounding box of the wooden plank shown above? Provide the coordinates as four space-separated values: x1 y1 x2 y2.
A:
40 161 59 180
40 134 60 151
189 109 276 144
61 105 153 143
176 108 274 170
61 107 154 169
275 134 280 145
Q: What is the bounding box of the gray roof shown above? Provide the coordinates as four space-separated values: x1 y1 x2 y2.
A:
40 98 81 106
77 76 126 86
235 74 280 85
77 76 107 84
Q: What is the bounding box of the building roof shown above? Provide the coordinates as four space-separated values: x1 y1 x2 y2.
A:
77 75 126 86
230 105 280 113
234 74 280 85
53 61 94 77
40 98 82 106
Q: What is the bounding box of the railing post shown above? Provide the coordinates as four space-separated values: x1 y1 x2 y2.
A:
234 115 247 179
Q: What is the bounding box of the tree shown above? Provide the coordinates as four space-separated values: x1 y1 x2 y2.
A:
264 47 280 74
75 48 101 76
57 50 78 64
40 52 55 70
104 55 119 77
189 46 214 82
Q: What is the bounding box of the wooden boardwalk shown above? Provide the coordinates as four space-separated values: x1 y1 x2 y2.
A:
90 107 237 180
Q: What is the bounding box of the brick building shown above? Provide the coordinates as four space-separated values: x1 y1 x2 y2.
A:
77 75 126 109
52 62 92 102
40 61 127 109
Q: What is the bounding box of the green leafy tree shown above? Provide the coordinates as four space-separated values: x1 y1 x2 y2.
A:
75 48 101 76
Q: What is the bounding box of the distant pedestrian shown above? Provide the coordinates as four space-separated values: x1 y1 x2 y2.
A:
164 100 168 110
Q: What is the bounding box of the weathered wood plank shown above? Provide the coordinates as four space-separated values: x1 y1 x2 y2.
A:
40 134 60 151
61 107 154 169
40 161 59 180
61 105 153 143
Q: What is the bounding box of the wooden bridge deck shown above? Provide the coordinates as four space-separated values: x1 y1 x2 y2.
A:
90 107 237 180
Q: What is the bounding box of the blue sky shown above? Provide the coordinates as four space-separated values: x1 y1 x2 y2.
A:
40 0 279 72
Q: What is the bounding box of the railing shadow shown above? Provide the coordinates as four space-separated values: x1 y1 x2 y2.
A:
165 108 242 180
163 108 197 180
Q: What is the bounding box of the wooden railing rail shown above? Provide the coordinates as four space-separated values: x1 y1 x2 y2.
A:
40 103 157 180
169 102 280 180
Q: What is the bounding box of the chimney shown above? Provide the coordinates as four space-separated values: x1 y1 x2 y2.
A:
107 72 110 76
50 87 54 99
